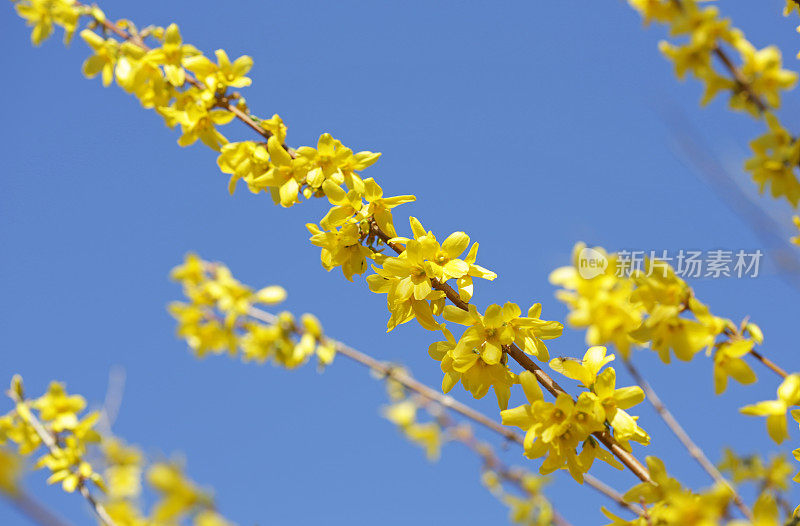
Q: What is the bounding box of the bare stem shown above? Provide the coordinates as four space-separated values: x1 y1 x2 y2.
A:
6 491 74 526
749 349 789 379
423 398 573 526
621 358 752 521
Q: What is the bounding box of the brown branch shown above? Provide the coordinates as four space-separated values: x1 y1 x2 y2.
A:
749 349 789 379
711 47 768 114
667 0 768 114
621 358 753 521
368 220 652 484
78 1 650 489
244 306 642 516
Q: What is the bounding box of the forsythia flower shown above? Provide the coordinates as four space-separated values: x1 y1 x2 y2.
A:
383 400 443 461
501 371 622 483
80 29 118 87
1 377 105 494
427 303 561 409
429 326 516 409
160 96 235 151
15 0 79 46
718 448 793 492
741 373 800 444
309 221 373 281
147 462 213 522
711 339 758 395
550 346 649 448
609 456 735 526
550 244 644 357
745 114 800 207
171 254 336 369
143 23 199 86
184 49 253 91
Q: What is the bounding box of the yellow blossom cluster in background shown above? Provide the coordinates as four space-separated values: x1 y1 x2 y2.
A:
0 376 232 526
170 254 335 368
628 0 800 210
551 243 765 395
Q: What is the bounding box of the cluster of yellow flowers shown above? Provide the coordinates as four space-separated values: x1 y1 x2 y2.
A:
0 375 231 526
382 383 445 462
0 376 104 494
101 440 231 526
551 243 765 395
382 375 558 526
170 254 335 368
628 0 800 209
482 469 555 526
718 448 794 512
502 349 647 483
426 299 562 409
604 456 781 526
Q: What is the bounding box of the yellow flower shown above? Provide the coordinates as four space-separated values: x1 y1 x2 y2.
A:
429 327 516 408
550 243 643 358
184 49 253 91
549 345 615 389
741 373 800 444
593 368 649 446
383 400 417 428
629 305 716 363
148 462 212 522
737 42 797 110
501 372 613 483
15 0 79 46
80 29 118 87
252 136 310 207
103 439 143 500
712 339 757 394
143 23 199 86
405 422 442 461
627 0 680 25
33 382 86 432
745 114 800 207
308 221 373 281
296 133 357 181
161 98 235 151
362 178 415 238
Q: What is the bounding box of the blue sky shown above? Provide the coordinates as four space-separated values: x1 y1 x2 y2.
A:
2 0 800 524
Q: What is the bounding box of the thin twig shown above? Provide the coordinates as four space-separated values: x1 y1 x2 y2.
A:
621 358 753 520
7 491 74 526
748 349 789 379
423 398 573 526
